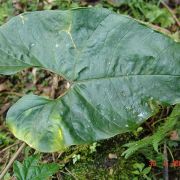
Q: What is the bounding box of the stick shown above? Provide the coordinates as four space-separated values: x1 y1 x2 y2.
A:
50 74 59 99
52 153 56 162
0 143 26 180
0 141 21 154
163 142 169 180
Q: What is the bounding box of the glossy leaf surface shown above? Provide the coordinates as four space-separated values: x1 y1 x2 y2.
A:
0 8 179 152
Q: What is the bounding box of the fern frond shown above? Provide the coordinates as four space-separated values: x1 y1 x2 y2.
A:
122 104 180 159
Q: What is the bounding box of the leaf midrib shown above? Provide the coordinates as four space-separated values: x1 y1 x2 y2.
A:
74 74 180 84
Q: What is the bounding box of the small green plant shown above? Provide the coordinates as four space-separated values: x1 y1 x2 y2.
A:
131 163 151 180
105 0 176 28
142 3 174 28
72 154 81 164
13 155 59 180
127 0 175 27
89 142 98 153
3 172 11 180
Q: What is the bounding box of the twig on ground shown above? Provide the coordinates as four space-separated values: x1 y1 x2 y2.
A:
0 141 21 154
2 92 24 97
32 68 37 85
52 153 56 162
166 145 174 162
58 152 63 158
0 103 10 116
60 171 72 176
1 151 10 174
145 122 153 132
0 143 26 180
50 74 59 99
56 173 63 180
155 169 177 176
51 153 63 180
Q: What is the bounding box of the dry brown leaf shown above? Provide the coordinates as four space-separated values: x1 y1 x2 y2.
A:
0 103 11 115
0 83 8 92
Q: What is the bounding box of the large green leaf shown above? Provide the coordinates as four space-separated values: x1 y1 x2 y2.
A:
0 8 179 152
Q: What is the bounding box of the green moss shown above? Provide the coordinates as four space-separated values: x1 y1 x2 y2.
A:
61 134 145 179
